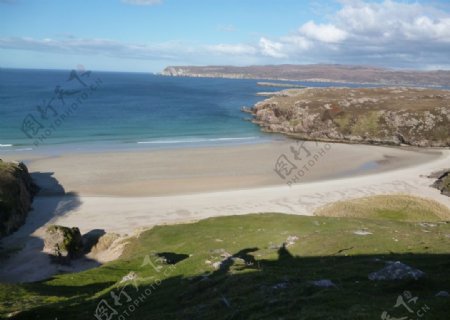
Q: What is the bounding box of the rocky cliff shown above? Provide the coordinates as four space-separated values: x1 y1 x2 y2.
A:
245 87 450 147
0 160 38 237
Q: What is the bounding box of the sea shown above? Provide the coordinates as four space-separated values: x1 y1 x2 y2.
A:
0 68 375 154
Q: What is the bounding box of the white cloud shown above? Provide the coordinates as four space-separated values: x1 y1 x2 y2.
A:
256 0 450 68
2 1 450 69
121 0 162 6
259 37 286 58
299 21 347 43
281 35 312 51
334 0 450 43
0 37 185 60
206 43 256 55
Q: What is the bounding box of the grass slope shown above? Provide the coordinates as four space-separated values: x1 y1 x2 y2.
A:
315 195 450 221
1 197 450 319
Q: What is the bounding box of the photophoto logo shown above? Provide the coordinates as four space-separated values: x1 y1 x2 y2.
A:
20 65 103 147
274 140 332 186
93 254 176 320
381 291 431 320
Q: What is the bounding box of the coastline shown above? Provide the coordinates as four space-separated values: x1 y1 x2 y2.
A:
29 146 449 235
1 141 447 234
1 140 441 197
1 140 449 282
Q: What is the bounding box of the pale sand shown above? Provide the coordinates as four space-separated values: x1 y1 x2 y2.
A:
1 141 449 282
1 141 442 197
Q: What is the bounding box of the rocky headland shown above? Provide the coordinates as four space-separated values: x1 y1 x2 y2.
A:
244 87 450 147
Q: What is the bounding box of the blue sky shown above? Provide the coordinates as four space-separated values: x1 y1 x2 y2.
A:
1 0 450 72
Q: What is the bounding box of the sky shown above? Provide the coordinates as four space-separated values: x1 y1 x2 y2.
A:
1 0 450 72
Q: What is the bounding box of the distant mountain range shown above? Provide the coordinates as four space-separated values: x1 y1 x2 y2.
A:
162 64 450 87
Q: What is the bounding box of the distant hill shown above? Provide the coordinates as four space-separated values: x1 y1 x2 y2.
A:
162 64 450 87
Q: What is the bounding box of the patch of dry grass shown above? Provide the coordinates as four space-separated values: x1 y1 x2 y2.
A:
315 194 450 221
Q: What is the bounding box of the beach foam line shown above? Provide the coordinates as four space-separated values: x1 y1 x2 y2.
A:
137 137 258 144
0 144 13 147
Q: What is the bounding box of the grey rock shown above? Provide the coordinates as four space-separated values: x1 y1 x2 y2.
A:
311 279 336 288
43 225 84 263
285 235 299 247
435 291 449 297
418 223 437 228
272 282 289 290
368 261 425 281
430 170 450 197
353 230 373 236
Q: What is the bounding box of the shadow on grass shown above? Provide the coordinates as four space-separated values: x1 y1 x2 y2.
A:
155 252 189 265
8 247 450 320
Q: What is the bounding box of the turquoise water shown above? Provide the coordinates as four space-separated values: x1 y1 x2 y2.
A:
0 68 373 154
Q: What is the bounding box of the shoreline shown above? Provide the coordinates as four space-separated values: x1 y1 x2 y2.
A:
35 146 450 235
1 141 449 282
1 140 441 197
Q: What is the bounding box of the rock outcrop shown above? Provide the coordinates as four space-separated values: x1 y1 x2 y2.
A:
247 87 450 147
43 225 84 263
0 160 38 237
369 261 425 281
430 170 450 196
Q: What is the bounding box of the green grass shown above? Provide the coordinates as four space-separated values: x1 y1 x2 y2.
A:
1 203 450 319
351 111 381 138
333 112 353 133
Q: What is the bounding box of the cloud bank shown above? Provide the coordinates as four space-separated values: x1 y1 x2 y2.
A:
256 0 450 68
2 1 450 69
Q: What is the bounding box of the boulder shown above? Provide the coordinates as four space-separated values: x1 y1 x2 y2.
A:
44 225 84 263
0 160 38 237
435 291 449 298
310 279 337 288
431 170 450 197
368 261 425 281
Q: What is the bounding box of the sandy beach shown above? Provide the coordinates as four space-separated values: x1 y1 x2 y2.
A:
1 141 449 282
2 140 442 197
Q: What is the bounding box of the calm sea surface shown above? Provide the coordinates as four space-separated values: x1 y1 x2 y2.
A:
0 68 375 154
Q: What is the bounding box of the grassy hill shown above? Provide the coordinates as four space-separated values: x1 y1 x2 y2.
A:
1 195 449 319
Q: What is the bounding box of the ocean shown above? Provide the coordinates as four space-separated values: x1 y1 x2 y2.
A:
0 68 371 154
